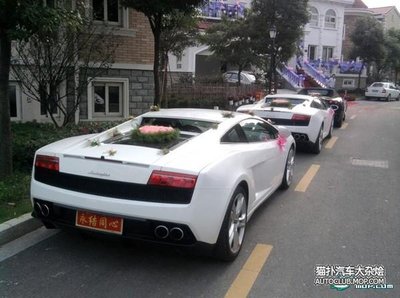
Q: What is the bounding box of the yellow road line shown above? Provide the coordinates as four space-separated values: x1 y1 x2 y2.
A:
294 164 320 192
325 136 338 149
340 123 349 130
225 244 273 298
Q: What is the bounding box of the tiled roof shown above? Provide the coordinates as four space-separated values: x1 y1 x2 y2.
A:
368 6 395 15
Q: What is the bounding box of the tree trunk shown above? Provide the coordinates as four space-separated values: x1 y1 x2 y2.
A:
357 61 365 91
149 14 162 107
160 52 169 107
0 32 13 179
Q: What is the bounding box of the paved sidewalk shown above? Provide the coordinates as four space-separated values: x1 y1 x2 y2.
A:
0 213 42 246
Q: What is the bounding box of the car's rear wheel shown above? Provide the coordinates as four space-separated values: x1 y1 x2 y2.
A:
214 186 247 261
280 146 295 190
310 125 323 154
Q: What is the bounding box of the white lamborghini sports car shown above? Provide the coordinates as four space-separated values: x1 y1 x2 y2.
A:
237 94 335 154
31 109 295 261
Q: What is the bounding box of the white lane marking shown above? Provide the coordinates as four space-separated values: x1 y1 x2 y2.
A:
351 159 389 169
350 115 357 120
0 227 59 262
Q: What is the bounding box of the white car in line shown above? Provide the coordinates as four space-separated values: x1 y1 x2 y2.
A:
31 108 296 261
237 94 335 154
365 82 400 101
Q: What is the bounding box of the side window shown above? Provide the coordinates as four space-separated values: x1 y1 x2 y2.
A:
311 99 325 110
221 125 245 143
239 119 278 143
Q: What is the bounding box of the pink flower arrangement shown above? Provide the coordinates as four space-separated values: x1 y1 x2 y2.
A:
132 125 179 145
139 125 175 135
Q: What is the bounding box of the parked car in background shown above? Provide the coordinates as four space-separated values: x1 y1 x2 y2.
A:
365 82 400 101
223 71 256 85
237 94 335 154
297 87 347 128
31 108 296 261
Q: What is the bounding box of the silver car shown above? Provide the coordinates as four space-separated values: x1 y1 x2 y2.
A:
365 82 400 101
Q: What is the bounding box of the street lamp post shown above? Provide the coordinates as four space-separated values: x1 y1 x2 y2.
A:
268 25 277 94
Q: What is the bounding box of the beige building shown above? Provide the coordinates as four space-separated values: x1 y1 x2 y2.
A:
369 6 400 31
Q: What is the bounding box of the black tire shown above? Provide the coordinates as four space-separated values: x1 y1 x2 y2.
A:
334 114 343 128
386 95 391 102
214 186 247 261
280 146 295 190
327 120 333 138
310 125 323 154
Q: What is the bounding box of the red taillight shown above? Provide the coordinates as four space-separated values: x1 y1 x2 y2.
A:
291 114 311 121
148 170 197 189
35 155 59 171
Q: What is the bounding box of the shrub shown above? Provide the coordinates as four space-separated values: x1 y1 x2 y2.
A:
11 121 121 173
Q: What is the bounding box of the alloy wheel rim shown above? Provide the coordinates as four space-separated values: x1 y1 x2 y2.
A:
228 193 247 254
286 149 295 185
318 128 323 150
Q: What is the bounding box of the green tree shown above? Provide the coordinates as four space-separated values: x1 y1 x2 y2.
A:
349 16 385 87
160 11 199 107
12 14 118 128
384 29 400 84
0 1 66 179
248 0 309 63
201 17 258 85
121 0 205 106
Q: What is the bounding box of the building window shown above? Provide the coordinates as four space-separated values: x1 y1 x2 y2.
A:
343 79 355 88
9 84 20 119
309 7 319 26
93 82 122 116
88 77 129 119
308 45 317 60
325 9 336 28
322 46 334 61
92 0 121 24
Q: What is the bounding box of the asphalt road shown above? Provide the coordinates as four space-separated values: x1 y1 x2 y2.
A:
1 99 399 298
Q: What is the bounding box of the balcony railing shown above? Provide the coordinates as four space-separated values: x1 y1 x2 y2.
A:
199 1 246 19
277 64 304 89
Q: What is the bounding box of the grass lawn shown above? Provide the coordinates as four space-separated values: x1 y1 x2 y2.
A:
0 172 32 224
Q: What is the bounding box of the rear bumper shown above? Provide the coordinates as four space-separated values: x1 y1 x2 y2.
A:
32 198 198 245
31 179 230 245
365 92 386 98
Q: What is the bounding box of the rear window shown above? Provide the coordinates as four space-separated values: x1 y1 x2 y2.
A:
261 97 306 108
299 89 333 96
141 117 217 133
103 117 218 149
371 83 384 87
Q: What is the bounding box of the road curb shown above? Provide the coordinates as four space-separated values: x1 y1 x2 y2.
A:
0 213 42 246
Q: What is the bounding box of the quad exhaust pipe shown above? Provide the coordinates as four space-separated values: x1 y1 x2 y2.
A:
34 201 50 217
154 225 184 241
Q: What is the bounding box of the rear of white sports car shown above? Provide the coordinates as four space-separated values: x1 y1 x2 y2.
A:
31 109 296 260
238 95 321 144
31 127 235 250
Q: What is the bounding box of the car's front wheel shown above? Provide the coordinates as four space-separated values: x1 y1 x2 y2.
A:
387 95 391 101
214 186 247 261
280 146 295 190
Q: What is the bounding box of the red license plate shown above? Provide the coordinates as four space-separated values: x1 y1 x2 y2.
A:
75 210 123 235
